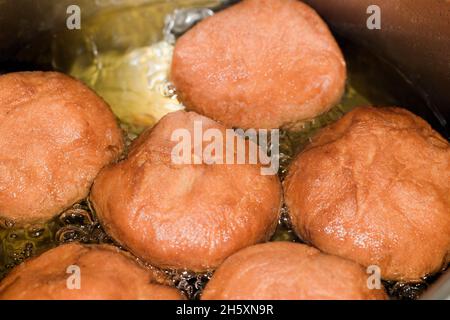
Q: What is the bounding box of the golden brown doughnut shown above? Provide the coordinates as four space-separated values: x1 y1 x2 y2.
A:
0 72 124 225
171 0 346 129
0 243 184 300
201 242 387 300
91 110 282 272
284 106 450 281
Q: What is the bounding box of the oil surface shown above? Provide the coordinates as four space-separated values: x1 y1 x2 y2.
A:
0 2 445 300
52 0 221 133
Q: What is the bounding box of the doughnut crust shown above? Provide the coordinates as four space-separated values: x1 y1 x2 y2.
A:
171 0 346 129
91 110 282 272
0 72 124 225
0 243 184 300
201 242 387 300
284 107 450 281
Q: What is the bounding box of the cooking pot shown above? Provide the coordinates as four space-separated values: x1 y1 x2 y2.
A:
0 0 448 299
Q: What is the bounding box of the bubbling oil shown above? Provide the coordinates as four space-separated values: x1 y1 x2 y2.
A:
52 0 221 134
1 2 445 300
0 201 112 280
68 41 183 134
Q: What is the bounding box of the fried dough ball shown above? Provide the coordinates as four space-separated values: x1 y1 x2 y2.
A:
284 107 450 281
0 243 184 300
91 110 282 272
201 242 387 300
0 72 124 225
171 0 346 129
